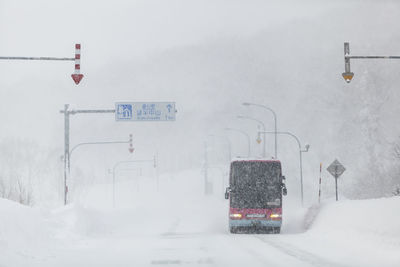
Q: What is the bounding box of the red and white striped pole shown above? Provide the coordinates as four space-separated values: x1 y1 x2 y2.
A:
71 43 84 85
318 163 322 203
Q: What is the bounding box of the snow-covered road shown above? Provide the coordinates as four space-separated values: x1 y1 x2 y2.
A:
1 170 399 267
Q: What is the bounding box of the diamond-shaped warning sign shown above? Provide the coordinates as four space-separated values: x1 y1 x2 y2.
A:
327 159 346 178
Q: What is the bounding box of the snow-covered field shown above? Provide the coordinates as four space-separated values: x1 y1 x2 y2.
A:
0 170 399 267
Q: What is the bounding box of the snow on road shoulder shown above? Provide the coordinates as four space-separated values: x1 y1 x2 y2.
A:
279 197 400 267
0 199 57 264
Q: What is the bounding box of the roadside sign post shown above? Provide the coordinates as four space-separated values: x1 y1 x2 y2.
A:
327 159 346 201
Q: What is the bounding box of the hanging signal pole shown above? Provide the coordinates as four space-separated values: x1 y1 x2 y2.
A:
0 43 84 85
342 42 400 83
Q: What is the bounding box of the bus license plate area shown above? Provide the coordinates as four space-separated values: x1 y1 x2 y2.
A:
246 214 266 218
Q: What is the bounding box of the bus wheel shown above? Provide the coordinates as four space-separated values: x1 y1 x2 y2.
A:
272 227 281 234
230 227 238 234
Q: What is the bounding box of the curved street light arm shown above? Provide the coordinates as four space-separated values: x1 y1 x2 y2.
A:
258 130 309 206
237 115 266 157
70 140 130 158
242 103 278 158
224 128 251 157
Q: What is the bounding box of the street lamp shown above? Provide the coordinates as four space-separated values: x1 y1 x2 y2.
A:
237 115 266 157
205 135 232 195
259 131 309 206
242 103 278 159
224 128 251 157
207 134 232 161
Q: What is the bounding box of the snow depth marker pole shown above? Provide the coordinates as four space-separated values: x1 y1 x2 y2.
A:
318 163 322 203
0 43 84 85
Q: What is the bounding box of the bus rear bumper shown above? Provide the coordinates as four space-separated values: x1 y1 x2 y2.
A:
229 219 282 228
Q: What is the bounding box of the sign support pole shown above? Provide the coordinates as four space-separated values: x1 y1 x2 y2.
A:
327 159 346 202
335 174 338 201
60 105 116 205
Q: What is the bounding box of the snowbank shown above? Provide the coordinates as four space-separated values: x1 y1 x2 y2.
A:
0 199 56 264
285 197 400 267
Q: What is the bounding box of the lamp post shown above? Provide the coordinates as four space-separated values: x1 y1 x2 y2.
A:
259 131 309 206
242 103 278 159
224 128 251 157
205 135 232 195
207 134 232 161
69 139 131 173
237 115 266 157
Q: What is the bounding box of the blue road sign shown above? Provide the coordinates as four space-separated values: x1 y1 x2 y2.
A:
115 102 176 121
116 104 133 120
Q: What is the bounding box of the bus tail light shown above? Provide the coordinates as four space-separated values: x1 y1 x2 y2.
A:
230 213 242 219
270 214 282 220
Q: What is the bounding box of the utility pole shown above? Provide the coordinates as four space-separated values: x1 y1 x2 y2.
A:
60 105 116 205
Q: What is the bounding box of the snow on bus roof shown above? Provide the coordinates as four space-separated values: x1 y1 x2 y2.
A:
230 157 281 163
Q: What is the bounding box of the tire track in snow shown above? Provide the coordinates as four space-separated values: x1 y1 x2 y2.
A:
254 236 351 267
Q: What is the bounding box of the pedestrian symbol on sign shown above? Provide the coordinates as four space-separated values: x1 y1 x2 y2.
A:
116 104 133 120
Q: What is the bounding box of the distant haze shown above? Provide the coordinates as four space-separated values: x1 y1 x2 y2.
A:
0 0 399 204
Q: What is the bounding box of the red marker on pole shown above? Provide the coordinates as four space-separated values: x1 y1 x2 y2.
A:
71 44 84 85
318 163 322 203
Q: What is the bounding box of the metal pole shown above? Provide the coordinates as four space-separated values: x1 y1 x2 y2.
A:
242 103 278 158
113 165 116 207
208 135 232 161
259 131 309 206
61 106 117 205
63 104 70 205
342 42 400 83
224 128 251 157
237 116 266 157
154 153 159 191
335 165 339 201
204 141 209 195
70 140 130 158
318 163 322 203
274 114 277 159
0 56 74 61
299 149 304 207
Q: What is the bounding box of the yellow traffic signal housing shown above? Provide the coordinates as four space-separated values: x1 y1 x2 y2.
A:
342 72 354 83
